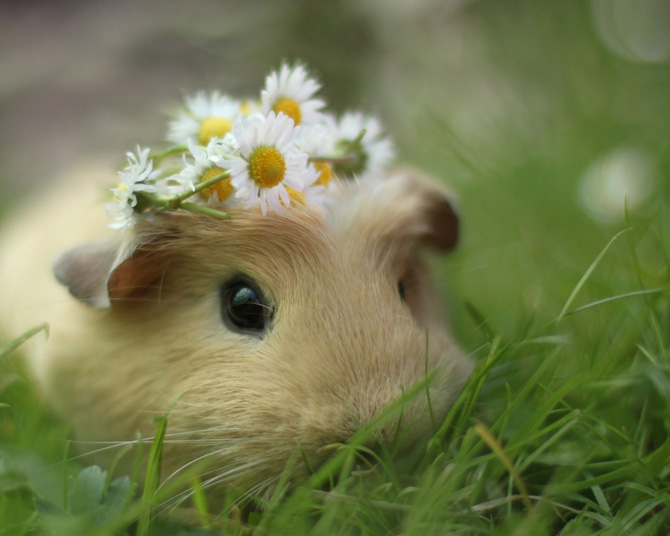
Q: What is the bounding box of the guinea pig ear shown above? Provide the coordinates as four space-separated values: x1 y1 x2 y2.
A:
53 238 167 309
53 241 120 309
105 241 169 306
388 167 460 253
420 180 460 253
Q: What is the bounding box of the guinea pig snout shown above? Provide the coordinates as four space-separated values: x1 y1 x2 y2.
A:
270 276 471 481
292 330 455 456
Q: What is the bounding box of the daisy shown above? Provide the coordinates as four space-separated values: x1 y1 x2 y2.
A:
332 111 395 180
260 64 325 126
216 112 318 215
240 99 261 117
104 146 162 229
295 123 337 191
159 137 237 206
167 91 243 146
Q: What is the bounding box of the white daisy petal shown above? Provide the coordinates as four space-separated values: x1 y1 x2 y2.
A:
167 91 243 146
272 188 287 214
283 174 304 191
105 146 162 229
260 63 326 126
215 112 317 215
277 184 291 208
259 191 269 215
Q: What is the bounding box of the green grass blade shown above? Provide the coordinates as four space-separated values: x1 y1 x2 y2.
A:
563 288 664 317
0 323 49 360
136 413 168 536
556 230 629 324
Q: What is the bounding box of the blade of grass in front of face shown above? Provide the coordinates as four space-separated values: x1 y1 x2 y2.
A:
136 413 167 536
0 323 49 361
302 373 436 492
260 375 450 534
187 475 211 529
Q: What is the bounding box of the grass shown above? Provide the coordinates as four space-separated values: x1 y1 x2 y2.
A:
1 220 668 534
2 1 670 534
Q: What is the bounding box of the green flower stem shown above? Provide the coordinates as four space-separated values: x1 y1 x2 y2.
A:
309 154 357 165
133 170 232 220
180 202 230 219
166 170 232 208
133 191 161 213
309 128 367 169
149 146 188 164
343 128 367 153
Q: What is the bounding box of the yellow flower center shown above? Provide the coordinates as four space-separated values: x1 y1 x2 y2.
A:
112 183 129 204
198 117 233 145
272 98 302 125
240 100 255 116
248 146 286 188
313 162 333 187
200 167 234 201
284 187 305 206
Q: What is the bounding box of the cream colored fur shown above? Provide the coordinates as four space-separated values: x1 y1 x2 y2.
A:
0 164 472 496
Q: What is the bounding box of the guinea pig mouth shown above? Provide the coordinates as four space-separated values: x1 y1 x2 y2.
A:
304 442 381 489
305 421 432 487
292 396 440 486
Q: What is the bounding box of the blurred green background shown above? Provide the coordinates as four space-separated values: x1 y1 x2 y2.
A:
1 0 668 349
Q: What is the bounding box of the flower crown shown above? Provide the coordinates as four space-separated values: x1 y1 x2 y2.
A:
104 63 395 229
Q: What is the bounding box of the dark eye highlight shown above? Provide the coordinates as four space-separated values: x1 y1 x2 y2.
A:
220 278 273 335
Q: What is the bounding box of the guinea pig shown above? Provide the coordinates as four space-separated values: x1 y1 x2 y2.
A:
0 162 472 498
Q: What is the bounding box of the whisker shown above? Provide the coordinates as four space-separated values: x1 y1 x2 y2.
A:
157 458 269 515
157 449 223 491
65 439 142 460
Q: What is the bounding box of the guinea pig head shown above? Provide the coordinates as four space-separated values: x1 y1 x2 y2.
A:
54 168 472 494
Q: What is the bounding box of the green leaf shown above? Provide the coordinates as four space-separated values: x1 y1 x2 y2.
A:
96 475 132 526
69 466 106 516
34 498 65 518
0 472 32 494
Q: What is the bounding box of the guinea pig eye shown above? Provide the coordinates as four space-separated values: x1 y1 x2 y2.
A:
220 278 273 335
398 280 406 302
